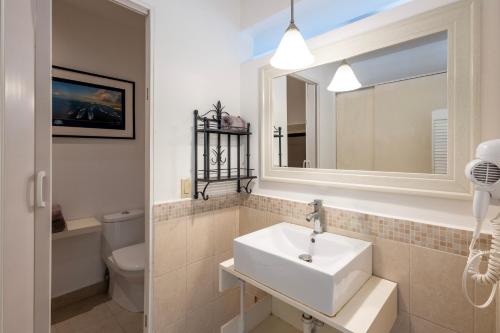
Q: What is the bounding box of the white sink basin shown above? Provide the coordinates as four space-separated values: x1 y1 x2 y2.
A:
234 222 372 316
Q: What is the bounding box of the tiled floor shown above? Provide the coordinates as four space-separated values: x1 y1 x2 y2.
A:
51 294 143 333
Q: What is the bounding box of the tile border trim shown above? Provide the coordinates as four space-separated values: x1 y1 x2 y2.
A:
154 193 489 256
153 193 241 222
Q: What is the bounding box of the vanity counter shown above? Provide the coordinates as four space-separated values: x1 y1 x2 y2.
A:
219 258 397 333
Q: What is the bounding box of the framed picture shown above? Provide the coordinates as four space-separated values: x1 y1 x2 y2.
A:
52 66 135 139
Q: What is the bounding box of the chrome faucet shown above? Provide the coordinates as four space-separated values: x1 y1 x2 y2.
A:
305 199 324 234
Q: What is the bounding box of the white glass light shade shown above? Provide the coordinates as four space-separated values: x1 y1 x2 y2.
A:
327 63 362 92
270 26 315 70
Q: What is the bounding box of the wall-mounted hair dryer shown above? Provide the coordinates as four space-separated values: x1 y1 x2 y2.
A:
463 139 500 308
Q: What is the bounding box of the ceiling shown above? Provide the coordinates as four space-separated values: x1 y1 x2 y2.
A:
241 0 411 57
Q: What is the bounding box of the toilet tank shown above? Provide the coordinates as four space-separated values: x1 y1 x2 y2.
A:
102 209 145 259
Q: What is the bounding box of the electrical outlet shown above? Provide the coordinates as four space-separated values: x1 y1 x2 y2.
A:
181 178 192 198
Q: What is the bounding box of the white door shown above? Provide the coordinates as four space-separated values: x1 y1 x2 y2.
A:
1 0 52 332
1 0 37 331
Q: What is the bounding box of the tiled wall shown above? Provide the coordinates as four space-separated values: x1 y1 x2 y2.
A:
153 206 240 332
153 193 495 333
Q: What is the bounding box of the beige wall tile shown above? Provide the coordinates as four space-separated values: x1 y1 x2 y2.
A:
325 226 375 243
474 268 496 333
157 194 478 256
244 291 257 309
410 315 456 333
186 301 215 333
410 246 473 333
245 282 269 303
214 250 235 297
391 311 410 333
266 212 287 226
187 257 216 311
213 288 241 331
290 216 309 228
160 317 186 333
154 217 187 277
154 267 187 331
373 237 410 313
239 207 267 235
214 208 238 255
187 212 215 263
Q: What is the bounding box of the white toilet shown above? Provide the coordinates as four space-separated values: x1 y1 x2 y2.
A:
102 209 145 312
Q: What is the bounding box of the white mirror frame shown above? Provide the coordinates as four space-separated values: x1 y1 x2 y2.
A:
260 0 480 200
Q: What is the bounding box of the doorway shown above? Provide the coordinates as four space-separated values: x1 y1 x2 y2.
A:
33 0 153 332
286 75 318 168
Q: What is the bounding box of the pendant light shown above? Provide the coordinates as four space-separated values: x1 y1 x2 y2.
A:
270 0 314 70
327 61 362 92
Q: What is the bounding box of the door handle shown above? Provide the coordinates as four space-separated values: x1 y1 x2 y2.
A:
36 171 46 208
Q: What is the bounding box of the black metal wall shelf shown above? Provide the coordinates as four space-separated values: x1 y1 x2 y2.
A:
193 101 256 200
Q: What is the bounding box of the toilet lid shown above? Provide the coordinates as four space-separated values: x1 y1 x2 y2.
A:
112 242 145 271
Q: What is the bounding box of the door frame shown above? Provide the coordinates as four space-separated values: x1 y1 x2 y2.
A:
34 0 52 331
108 2 155 330
0 0 4 330
33 0 155 332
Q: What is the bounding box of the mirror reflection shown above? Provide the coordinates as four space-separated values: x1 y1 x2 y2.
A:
272 31 448 174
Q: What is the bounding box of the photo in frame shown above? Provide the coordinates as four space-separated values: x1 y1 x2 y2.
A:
52 66 135 139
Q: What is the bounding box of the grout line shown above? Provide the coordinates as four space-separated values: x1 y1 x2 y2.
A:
408 241 413 331
411 313 460 333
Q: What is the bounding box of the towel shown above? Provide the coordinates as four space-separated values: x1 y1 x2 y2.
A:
52 204 66 233
222 115 247 132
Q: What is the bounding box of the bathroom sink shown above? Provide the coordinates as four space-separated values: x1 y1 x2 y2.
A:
234 222 372 316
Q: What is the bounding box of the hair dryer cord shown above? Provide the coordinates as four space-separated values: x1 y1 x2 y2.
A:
462 212 500 308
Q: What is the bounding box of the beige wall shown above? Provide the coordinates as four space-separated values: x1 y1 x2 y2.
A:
336 73 446 173
51 0 146 297
374 73 446 173
336 88 375 171
152 189 494 333
479 0 500 142
238 200 494 333
153 207 244 332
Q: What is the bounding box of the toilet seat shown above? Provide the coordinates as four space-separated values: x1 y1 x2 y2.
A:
112 242 145 271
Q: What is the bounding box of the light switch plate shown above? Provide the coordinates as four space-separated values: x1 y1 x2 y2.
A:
181 178 192 198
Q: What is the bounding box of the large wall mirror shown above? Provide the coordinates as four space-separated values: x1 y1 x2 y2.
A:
261 0 479 198
272 31 448 174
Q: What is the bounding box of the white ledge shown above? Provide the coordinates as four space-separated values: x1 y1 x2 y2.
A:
52 217 101 241
219 258 397 333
